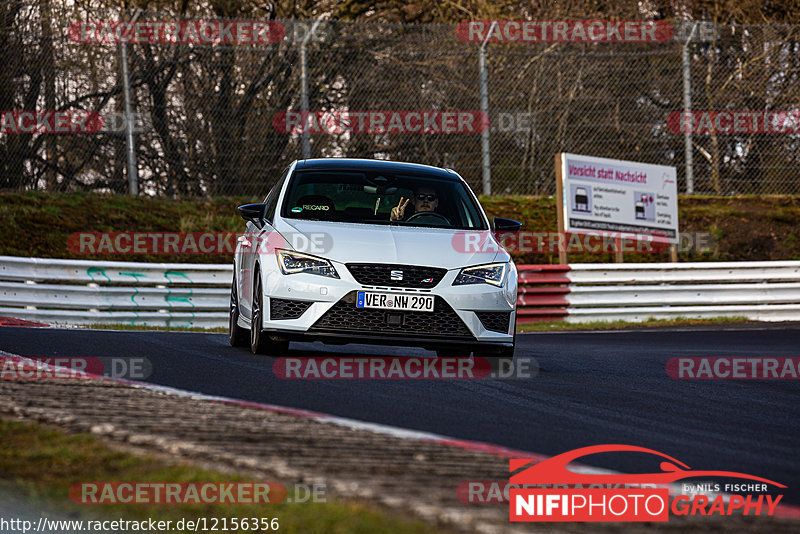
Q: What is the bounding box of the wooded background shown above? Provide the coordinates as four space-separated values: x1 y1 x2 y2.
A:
2 0 799 196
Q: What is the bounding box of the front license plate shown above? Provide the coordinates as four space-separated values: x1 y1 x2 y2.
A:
356 291 434 312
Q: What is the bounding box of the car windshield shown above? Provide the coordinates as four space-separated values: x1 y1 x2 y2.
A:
280 170 488 230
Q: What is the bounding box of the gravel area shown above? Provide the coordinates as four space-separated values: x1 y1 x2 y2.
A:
0 373 795 533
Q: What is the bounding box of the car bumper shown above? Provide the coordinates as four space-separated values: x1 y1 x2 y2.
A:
252 256 516 349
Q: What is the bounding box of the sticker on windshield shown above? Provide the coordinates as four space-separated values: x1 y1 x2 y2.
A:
291 207 303 213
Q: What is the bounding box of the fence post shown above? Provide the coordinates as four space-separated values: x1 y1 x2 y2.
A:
682 22 698 194
479 22 497 196
300 37 310 159
119 9 141 196
300 19 324 160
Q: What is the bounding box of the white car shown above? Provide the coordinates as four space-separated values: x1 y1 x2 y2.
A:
229 158 520 357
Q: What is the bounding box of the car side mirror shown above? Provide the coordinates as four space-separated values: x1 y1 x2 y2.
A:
237 203 266 228
493 217 522 232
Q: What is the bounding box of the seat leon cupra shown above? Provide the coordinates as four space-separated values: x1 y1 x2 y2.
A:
230 158 521 357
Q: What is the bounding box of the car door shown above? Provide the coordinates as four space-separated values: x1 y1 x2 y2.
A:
236 217 259 320
238 166 290 320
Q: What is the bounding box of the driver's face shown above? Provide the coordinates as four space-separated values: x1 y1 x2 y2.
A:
413 187 439 213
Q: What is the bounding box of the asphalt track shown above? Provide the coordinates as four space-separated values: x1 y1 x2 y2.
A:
2 325 799 505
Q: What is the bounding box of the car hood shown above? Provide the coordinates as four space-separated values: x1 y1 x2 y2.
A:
274 218 507 269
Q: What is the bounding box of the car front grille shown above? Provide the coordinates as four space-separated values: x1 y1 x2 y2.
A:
309 291 473 338
345 263 447 289
270 298 313 320
475 311 512 333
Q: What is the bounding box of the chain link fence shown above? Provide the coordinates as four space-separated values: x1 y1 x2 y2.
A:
2 2 800 197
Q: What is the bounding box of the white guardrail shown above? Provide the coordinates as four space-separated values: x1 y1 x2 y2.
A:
0 256 231 328
518 261 800 323
2 256 800 328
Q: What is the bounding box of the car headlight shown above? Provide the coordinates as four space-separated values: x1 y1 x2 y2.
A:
453 263 507 287
276 249 339 279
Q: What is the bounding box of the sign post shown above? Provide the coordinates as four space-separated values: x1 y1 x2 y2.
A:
555 153 679 263
554 153 568 265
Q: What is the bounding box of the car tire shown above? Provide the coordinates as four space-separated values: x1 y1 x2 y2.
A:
229 274 249 347
250 270 289 356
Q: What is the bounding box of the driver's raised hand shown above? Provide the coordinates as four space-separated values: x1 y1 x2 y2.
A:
390 197 410 221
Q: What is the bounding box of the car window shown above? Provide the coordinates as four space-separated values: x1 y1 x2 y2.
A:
264 167 290 224
280 170 487 230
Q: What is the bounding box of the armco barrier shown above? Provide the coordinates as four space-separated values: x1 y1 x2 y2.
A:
0 256 231 328
2 256 800 328
516 261 800 323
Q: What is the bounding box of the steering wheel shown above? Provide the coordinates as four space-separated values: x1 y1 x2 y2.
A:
406 211 451 225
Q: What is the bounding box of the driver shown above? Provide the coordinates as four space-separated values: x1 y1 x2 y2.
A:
390 186 439 221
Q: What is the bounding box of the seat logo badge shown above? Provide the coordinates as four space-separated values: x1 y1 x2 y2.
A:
390 270 403 281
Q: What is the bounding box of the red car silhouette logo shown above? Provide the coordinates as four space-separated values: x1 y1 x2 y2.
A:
510 444 785 487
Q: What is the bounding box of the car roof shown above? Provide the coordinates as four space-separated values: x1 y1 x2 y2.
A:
294 158 459 180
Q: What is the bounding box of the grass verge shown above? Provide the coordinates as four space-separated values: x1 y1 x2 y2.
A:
0 418 449 533
3 191 800 262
